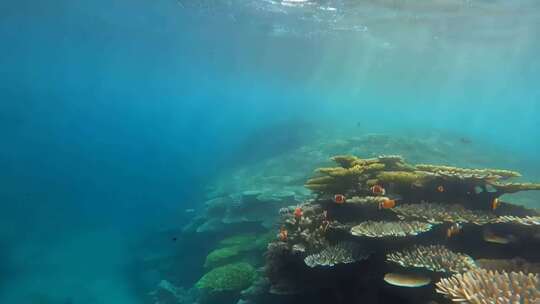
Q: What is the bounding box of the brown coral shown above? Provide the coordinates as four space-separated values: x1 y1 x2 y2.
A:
391 203 497 225
476 258 540 274
414 164 521 180
350 221 433 238
490 182 540 194
495 215 540 226
436 268 540 304
387 245 476 273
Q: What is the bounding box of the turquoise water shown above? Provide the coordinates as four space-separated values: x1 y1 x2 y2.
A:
1 0 540 303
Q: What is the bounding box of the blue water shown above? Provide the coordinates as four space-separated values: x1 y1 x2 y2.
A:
1 0 540 303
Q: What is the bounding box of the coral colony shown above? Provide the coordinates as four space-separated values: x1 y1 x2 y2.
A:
265 155 540 303
173 152 540 304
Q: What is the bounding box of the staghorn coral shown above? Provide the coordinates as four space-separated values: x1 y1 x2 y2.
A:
350 221 433 238
436 268 540 304
496 215 540 226
414 164 521 180
196 262 257 292
387 245 476 273
391 203 497 225
304 242 369 268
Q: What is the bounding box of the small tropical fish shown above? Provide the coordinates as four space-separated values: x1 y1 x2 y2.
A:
379 199 396 210
491 198 500 210
334 194 346 204
371 185 386 196
437 185 445 193
279 227 288 241
446 223 462 238
184 208 195 213
294 207 303 219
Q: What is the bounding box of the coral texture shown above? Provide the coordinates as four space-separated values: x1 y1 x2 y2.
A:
387 245 476 273
436 268 540 304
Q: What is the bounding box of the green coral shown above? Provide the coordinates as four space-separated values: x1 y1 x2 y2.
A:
195 262 257 292
253 231 275 251
206 233 273 268
204 246 242 268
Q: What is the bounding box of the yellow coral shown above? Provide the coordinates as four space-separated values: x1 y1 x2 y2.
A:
376 171 429 185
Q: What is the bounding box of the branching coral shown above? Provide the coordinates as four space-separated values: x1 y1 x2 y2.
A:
350 221 433 238
387 245 476 273
391 203 497 225
278 203 329 251
304 242 369 268
476 258 540 274
496 215 540 226
436 268 540 304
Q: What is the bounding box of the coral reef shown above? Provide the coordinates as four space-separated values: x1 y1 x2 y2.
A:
350 221 433 238
168 139 540 304
195 262 257 292
304 154 540 211
386 245 477 273
263 154 540 303
436 268 540 304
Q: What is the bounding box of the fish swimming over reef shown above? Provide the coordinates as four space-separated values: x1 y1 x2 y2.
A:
334 194 346 204
371 185 386 196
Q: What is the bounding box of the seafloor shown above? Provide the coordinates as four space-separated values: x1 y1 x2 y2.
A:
133 131 540 304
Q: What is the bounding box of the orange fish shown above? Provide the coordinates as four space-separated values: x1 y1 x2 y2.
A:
437 185 445 193
294 207 303 219
278 227 288 241
379 199 396 210
334 194 346 204
446 223 462 238
371 185 386 196
491 198 500 210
